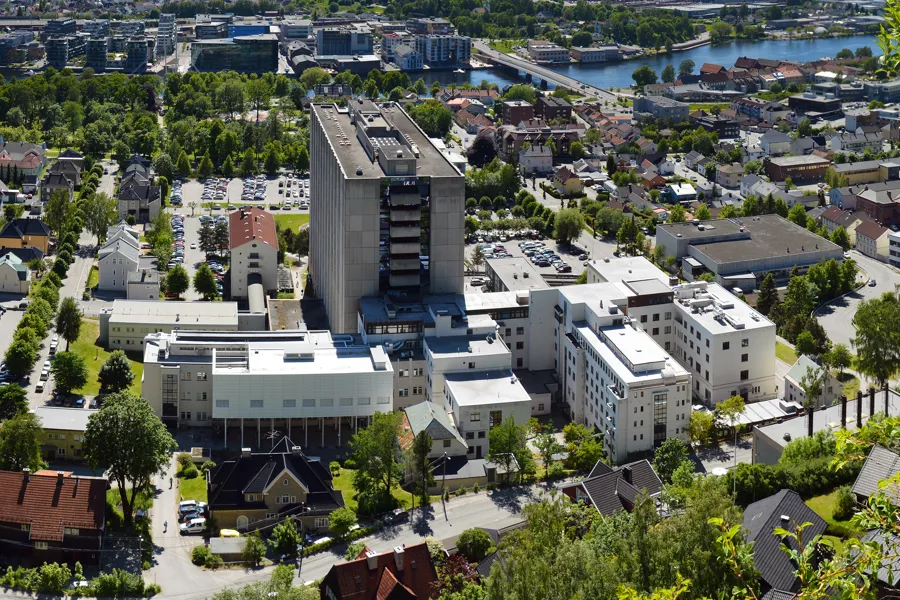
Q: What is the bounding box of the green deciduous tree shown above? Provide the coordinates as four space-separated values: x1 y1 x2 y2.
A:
329 507 358 539
632 65 658 87
553 208 585 245
408 429 435 504
563 421 605 472
652 438 689 484
0 385 27 420
166 264 190 298
193 264 219 300
82 192 118 245
852 291 900 390
198 152 214 178
688 410 715 447
98 350 135 392
269 519 302 556
51 351 89 395
457 528 493 563
0 410 44 472
678 59 695 75
242 532 266 567
4 338 37 379
349 411 404 515
84 392 175 527
57 297 82 350
487 416 530 482
661 64 676 83
44 188 71 238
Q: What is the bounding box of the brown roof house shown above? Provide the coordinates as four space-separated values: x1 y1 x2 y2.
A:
0 470 106 567
229 207 278 299
319 542 439 600
553 165 583 196
855 220 891 262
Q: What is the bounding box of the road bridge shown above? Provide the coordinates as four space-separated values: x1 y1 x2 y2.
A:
474 40 619 103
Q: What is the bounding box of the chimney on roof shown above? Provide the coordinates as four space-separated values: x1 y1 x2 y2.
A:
291 445 303 456
23 468 30 483
241 447 251 458
622 466 632 484
365 549 379 570
393 546 405 571
57 470 65 482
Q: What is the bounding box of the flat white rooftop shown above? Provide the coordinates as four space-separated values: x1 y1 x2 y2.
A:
575 323 688 386
463 291 529 313
444 369 532 406
225 345 391 375
675 282 773 332
587 255 670 285
105 300 239 326
425 335 510 359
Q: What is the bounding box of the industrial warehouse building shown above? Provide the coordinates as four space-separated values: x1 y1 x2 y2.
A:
655 215 844 291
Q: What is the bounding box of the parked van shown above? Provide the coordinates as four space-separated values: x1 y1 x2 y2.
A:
180 518 206 535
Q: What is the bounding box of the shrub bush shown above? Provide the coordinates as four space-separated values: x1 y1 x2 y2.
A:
833 485 856 521
724 457 861 506
176 452 193 470
343 458 356 469
200 460 216 474
191 546 212 566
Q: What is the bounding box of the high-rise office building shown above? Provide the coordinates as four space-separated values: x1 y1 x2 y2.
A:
309 100 465 333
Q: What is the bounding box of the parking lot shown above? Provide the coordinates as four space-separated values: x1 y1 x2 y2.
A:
169 212 227 300
172 174 310 215
465 233 592 291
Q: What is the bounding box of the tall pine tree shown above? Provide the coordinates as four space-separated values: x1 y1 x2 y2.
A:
756 273 778 316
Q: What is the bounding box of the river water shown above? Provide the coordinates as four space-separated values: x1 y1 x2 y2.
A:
419 35 880 91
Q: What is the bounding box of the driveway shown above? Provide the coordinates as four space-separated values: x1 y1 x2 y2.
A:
816 250 900 348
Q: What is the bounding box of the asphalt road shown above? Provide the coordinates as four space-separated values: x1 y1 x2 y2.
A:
816 250 900 349
145 451 535 600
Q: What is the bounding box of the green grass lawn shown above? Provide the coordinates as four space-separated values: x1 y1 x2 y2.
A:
86 265 99 289
178 475 208 502
488 39 524 54
333 468 441 515
805 491 862 539
274 213 310 232
840 372 860 399
69 318 144 397
689 103 730 113
776 341 798 365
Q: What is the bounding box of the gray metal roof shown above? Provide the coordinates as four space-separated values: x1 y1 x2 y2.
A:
403 401 466 447
851 445 900 501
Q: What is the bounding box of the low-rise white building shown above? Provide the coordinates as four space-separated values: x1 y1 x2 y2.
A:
229 208 278 300
142 329 394 436
784 354 841 409
0 253 30 295
444 369 532 460
99 300 240 350
98 230 139 293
